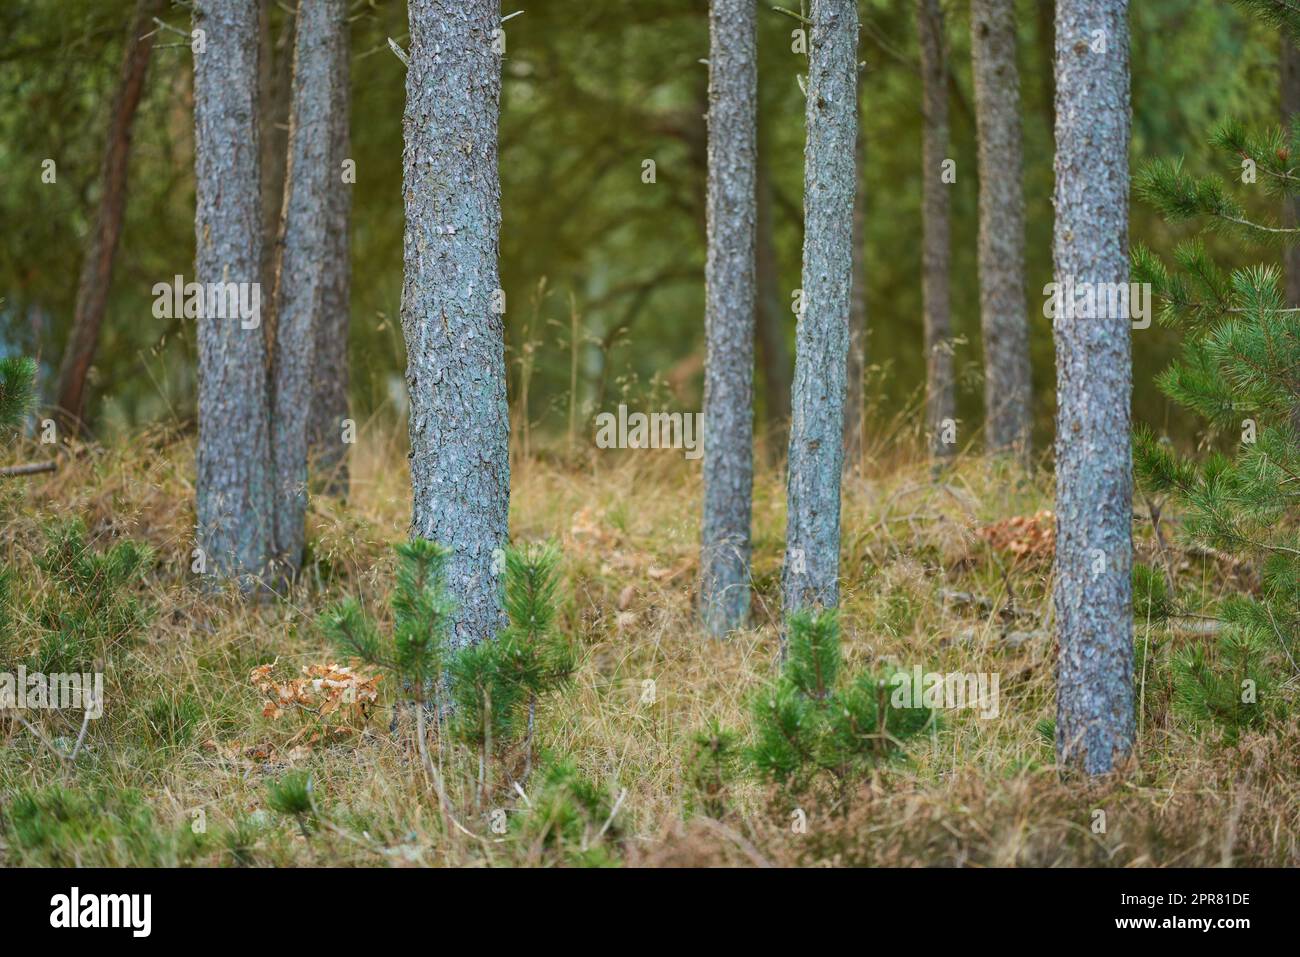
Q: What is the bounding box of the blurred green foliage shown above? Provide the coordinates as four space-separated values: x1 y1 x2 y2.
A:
0 0 1281 450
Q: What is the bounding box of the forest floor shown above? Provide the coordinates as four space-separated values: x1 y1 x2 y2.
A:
1 422 1297 867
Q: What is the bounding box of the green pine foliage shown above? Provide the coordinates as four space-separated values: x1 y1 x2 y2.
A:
0 519 153 674
511 757 621 867
0 355 36 435
685 720 739 819
321 539 573 765
1133 2 1299 740
29 520 153 673
746 611 935 795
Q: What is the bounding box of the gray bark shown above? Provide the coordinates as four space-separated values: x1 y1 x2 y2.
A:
755 155 792 463
1282 37 1300 307
700 0 757 636
310 5 353 497
843 101 867 474
270 0 341 579
1052 0 1134 777
972 0 1032 458
782 0 858 620
917 0 955 458
402 0 509 650
193 0 274 589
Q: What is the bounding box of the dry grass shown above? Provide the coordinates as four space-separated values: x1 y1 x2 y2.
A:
0 419 1296 867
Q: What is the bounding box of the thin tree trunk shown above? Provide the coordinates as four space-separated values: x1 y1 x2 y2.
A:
917 0 955 458
843 97 868 475
699 0 757 636
193 0 274 589
54 0 167 434
270 0 341 580
1282 37 1300 307
259 0 294 310
755 154 792 465
402 0 509 650
782 0 858 622
310 5 353 497
1052 0 1134 777
972 0 1032 459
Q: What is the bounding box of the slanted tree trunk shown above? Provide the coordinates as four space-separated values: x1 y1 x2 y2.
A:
193 0 274 589
699 0 757 636
54 0 167 434
917 0 955 459
1052 0 1134 777
755 154 792 464
309 4 353 497
843 100 868 475
269 0 341 580
402 0 509 650
972 0 1032 458
782 0 858 621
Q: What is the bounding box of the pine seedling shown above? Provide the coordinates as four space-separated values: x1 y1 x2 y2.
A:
266 771 315 837
685 720 740 819
747 611 935 794
25 519 152 673
319 538 454 711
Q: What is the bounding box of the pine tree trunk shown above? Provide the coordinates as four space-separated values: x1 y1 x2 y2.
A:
259 0 294 309
972 0 1032 459
917 0 955 458
1052 0 1134 777
310 6 353 497
843 106 868 474
193 0 274 589
402 0 509 650
270 0 341 579
54 0 167 434
782 0 857 621
700 0 757 636
755 155 792 464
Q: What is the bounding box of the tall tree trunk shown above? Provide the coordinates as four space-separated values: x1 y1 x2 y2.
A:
843 97 868 475
259 0 294 309
972 0 1032 458
755 154 792 464
782 0 857 621
1282 37 1300 307
1052 0 1134 777
54 0 167 434
193 0 274 589
402 0 509 650
269 0 341 580
699 0 757 636
309 4 353 497
917 0 955 458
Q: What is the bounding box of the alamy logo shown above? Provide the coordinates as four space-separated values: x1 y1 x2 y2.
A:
890 666 1000 719
50 887 151 938
594 404 703 460
0 667 103 718
152 275 261 330
1042 278 1151 329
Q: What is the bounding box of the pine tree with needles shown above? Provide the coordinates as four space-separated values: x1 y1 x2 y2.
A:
1132 1 1300 738
747 610 935 796
0 356 36 435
